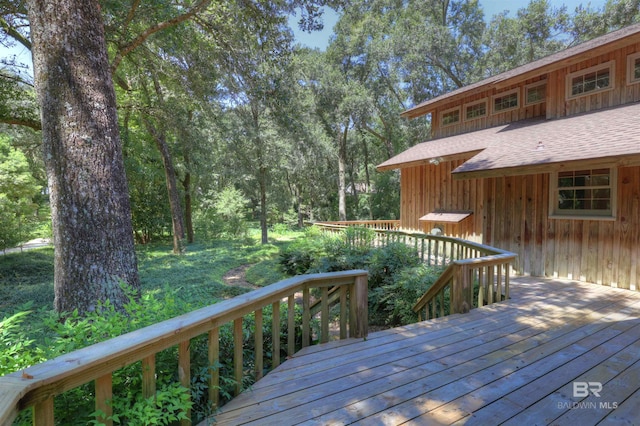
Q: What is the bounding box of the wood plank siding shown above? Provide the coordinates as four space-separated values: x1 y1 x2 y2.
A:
393 34 640 291
400 160 483 240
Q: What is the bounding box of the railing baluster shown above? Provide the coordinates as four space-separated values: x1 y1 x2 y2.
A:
142 355 156 399
321 287 329 343
95 373 112 426
33 397 54 426
287 295 295 356
339 286 347 339
178 340 191 425
478 267 485 307
271 302 280 369
497 265 503 301
255 309 263 380
488 266 495 304
208 327 220 408
302 288 310 347
505 265 510 299
233 319 243 396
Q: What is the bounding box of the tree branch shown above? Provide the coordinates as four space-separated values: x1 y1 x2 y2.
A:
0 17 32 50
0 117 42 130
110 0 211 72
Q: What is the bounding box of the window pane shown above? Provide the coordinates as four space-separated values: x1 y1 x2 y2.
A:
555 168 613 216
591 175 610 186
494 93 518 111
558 176 573 187
442 109 459 125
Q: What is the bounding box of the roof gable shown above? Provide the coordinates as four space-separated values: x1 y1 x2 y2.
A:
402 23 640 120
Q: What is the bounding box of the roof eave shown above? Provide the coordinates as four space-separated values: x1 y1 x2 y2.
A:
452 154 640 180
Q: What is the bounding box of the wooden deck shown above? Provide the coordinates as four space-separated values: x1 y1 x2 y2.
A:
208 277 640 425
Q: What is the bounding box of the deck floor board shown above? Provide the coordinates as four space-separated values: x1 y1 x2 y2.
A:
208 277 640 425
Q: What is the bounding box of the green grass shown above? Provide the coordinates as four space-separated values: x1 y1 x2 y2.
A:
0 228 301 332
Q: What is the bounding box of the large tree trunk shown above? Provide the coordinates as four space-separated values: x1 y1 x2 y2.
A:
27 0 139 314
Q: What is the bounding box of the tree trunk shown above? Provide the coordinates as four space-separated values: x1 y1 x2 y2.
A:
183 171 194 244
144 121 186 254
27 0 139 314
338 124 348 221
259 166 268 244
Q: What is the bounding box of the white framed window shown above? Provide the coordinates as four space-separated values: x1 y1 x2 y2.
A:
627 52 640 85
440 106 461 127
525 81 546 105
566 61 615 99
463 98 488 121
550 167 617 219
491 89 519 114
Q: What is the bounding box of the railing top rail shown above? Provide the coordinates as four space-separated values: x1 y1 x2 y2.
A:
0 270 368 425
313 222 512 257
413 265 455 312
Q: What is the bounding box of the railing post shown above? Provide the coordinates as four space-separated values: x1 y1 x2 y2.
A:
352 274 368 338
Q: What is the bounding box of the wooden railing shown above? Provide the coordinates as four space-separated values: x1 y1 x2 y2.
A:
0 270 368 426
413 249 516 320
313 222 516 320
312 220 400 230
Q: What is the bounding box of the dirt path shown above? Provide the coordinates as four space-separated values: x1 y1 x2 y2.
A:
222 264 258 290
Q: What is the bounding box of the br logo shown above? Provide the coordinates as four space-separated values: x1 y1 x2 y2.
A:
573 382 602 397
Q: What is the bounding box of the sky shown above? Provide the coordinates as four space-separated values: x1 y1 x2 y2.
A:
291 0 609 50
0 0 612 75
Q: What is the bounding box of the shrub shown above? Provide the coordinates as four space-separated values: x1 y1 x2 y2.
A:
279 228 331 275
375 264 445 326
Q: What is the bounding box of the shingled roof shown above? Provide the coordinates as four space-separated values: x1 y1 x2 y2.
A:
402 23 640 119
378 102 640 177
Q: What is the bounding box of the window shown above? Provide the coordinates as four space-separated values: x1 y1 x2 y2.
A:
525 81 546 105
550 168 616 219
464 99 487 121
566 61 615 99
627 52 640 85
440 107 460 127
492 89 519 113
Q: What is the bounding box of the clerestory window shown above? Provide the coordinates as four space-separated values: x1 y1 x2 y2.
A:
566 61 615 99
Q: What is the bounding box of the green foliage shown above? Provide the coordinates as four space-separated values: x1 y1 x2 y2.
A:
195 186 250 239
279 227 333 275
374 264 444 326
0 310 45 376
92 383 192 426
0 135 43 251
245 258 289 287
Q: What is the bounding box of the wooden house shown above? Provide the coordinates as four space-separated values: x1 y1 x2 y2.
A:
377 23 640 291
